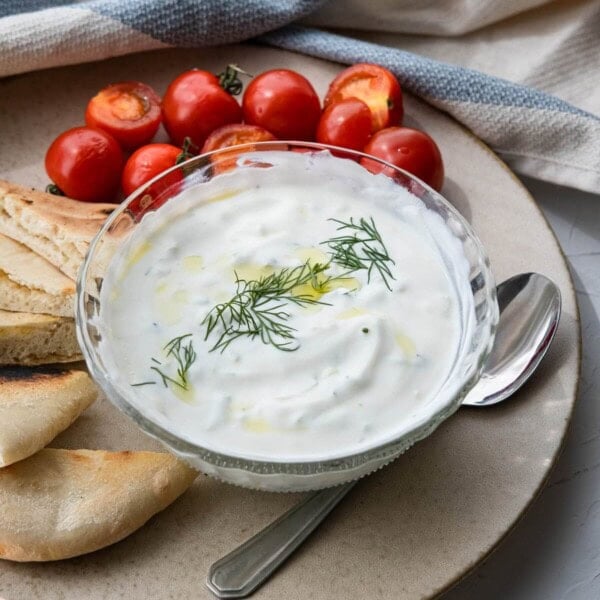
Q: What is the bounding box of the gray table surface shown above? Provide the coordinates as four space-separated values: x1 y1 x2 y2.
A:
445 177 600 600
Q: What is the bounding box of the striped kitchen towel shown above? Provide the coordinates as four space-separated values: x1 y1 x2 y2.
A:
1 0 598 193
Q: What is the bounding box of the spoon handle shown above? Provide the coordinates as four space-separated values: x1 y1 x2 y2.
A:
206 482 355 598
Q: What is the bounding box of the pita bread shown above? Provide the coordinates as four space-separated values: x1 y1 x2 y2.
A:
0 309 81 365
0 448 198 561
0 233 74 317
0 233 75 295
0 272 74 318
0 364 97 467
0 180 117 280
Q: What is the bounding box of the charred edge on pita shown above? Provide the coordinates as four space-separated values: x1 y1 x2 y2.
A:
0 363 76 382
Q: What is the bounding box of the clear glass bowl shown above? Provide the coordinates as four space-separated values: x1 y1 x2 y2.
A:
76 142 498 492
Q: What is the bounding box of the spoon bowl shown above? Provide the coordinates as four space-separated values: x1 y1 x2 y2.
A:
463 272 561 406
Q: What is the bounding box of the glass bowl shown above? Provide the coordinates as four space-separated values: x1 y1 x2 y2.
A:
76 141 498 492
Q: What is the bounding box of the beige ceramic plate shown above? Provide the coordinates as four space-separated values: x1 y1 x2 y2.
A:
0 46 578 600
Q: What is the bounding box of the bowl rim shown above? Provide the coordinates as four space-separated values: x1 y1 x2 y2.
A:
76 140 498 475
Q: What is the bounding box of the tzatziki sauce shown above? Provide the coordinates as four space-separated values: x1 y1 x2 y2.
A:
98 151 471 462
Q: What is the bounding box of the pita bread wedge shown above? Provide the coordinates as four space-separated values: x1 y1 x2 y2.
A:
0 309 81 365
0 233 75 317
0 448 198 561
0 364 97 467
0 180 117 280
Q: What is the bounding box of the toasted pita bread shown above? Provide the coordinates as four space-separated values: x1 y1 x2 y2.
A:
0 309 81 365
0 233 75 296
0 364 97 467
0 272 72 317
0 233 74 316
0 180 117 280
0 448 197 561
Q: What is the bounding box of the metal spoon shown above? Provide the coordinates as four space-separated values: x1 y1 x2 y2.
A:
207 272 561 599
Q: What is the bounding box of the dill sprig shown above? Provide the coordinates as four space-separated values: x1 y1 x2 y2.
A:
202 261 336 353
323 217 396 291
202 216 395 353
132 333 197 390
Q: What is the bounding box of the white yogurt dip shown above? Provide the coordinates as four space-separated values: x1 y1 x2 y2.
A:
97 151 471 463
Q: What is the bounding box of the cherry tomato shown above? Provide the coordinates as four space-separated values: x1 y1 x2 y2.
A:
201 124 276 153
361 127 444 191
162 70 242 147
85 81 161 150
201 124 277 174
316 98 372 151
325 64 403 132
121 143 182 198
45 127 124 202
242 69 321 141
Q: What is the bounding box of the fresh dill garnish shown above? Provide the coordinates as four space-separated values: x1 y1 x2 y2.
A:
132 333 197 390
323 217 396 291
202 216 395 353
202 260 338 353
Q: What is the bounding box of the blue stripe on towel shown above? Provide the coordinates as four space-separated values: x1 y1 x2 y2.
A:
0 0 74 18
87 0 325 46
261 26 596 120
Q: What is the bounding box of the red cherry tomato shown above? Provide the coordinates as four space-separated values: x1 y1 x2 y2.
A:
325 64 403 132
316 98 372 151
162 70 242 148
242 69 321 141
85 81 162 150
45 127 124 202
202 123 276 152
361 127 444 191
201 123 277 174
121 143 182 198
